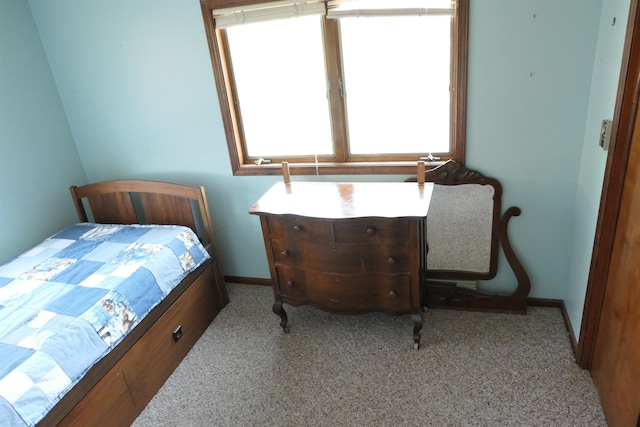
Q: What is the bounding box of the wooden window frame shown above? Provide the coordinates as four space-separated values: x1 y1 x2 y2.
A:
200 0 469 176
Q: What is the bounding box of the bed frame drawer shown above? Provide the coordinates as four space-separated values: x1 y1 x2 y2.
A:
57 370 138 427
123 263 220 407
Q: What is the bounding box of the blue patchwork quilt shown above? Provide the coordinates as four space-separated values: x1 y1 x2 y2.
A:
0 223 210 427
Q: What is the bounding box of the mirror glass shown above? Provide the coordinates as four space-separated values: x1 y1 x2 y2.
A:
427 183 495 274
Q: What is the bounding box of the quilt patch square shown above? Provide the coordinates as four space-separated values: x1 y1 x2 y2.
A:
0 370 34 404
82 291 138 346
48 260 104 286
177 228 198 249
0 343 34 379
179 251 196 271
39 319 108 379
81 242 129 263
111 243 163 266
165 239 187 260
11 385 50 426
43 287 108 317
19 258 76 282
114 268 162 317
109 226 152 243
80 225 122 240
132 226 180 244
11 351 70 390
18 329 55 351
0 281 71 312
50 224 96 240
36 363 72 402
26 311 56 329
52 240 102 260
84 273 124 291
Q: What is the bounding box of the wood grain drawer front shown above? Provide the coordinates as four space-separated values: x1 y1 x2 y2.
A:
333 218 409 243
271 239 410 274
57 370 138 427
267 215 333 242
121 264 219 409
276 267 412 312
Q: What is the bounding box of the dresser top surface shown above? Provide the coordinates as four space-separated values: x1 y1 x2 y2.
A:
249 181 434 219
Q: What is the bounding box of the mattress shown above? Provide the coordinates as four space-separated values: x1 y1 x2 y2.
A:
0 223 210 427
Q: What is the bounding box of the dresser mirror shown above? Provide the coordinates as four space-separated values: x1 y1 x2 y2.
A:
407 160 530 313
426 183 496 276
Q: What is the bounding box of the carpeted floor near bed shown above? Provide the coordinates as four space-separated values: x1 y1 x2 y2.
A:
132 283 606 427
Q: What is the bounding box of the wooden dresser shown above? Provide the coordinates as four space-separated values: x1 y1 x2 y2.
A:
249 181 433 349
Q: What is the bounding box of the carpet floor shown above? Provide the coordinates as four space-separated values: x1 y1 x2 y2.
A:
132 283 606 426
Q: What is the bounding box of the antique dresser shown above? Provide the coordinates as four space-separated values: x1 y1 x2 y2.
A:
249 181 433 349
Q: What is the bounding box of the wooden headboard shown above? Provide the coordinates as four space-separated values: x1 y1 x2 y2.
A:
70 180 215 250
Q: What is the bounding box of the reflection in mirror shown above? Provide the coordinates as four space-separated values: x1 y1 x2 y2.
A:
427 184 494 274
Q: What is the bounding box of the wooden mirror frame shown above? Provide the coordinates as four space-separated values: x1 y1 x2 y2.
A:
407 160 531 313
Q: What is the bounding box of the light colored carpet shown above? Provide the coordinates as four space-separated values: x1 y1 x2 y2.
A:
133 284 606 427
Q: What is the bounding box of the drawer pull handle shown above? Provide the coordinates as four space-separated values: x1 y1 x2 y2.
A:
389 290 397 298
281 250 290 257
293 225 302 232
387 256 397 264
366 226 377 235
287 280 295 288
172 325 183 342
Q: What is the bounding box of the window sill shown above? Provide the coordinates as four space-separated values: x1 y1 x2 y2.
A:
232 161 447 177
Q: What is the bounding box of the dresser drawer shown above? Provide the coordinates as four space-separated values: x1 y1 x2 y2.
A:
271 239 410 274
333 218 410 243
267 215 333 242
276 267 412 312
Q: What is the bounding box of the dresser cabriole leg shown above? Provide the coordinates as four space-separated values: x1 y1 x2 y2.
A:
272 299 289 333
411 312 422 350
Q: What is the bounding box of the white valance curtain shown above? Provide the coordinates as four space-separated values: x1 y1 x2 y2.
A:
212 0 455 28
213 0 326 29
326 0 454 18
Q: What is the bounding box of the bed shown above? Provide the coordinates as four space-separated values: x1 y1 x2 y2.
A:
0 180 229 427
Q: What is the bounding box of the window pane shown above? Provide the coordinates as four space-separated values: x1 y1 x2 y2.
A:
226 16 333 157
340 16 451 155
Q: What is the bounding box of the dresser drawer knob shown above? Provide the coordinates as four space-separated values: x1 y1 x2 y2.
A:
389 290 397 298
287 280 295 288
387 256 397 264
293 225 302 232
366 226 377 235
281 250 290 257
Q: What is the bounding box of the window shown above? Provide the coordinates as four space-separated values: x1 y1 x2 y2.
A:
201 0 468 176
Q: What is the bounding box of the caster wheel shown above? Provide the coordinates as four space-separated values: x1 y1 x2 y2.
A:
282 326 290 334
413 342 420 351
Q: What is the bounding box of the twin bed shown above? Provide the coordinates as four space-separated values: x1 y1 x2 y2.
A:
0 180 229 427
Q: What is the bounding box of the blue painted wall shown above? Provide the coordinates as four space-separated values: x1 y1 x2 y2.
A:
1 0 628 340
465 0 601 299
0 0 87 264
565 0 630 339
